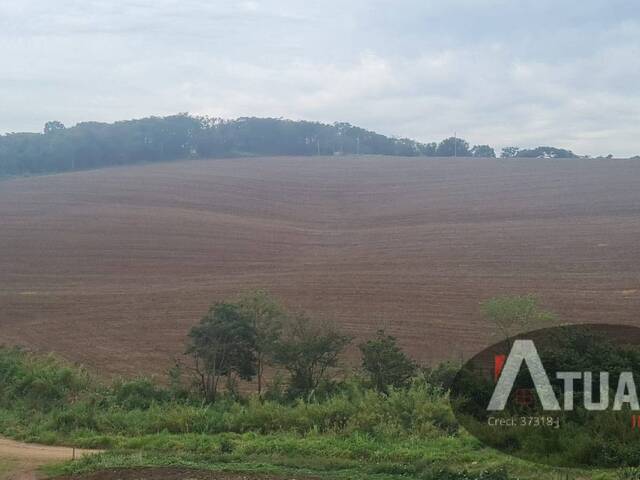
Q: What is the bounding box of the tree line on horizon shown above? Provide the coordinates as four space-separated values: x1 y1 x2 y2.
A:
0 114 586 176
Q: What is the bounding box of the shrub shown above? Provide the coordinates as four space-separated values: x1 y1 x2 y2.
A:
359 330 417 393
423 362 460 390
0 347 89 410
110 378 169 410
0 346 458 443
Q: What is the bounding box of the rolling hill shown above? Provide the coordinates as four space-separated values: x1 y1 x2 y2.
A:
1 155 639 376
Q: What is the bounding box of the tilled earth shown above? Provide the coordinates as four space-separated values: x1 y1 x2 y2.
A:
1 156 639 376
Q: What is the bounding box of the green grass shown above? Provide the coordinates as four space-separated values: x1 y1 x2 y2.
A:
0 347 628 480
34 430 623 480
45 449 507 480
43 441 616 480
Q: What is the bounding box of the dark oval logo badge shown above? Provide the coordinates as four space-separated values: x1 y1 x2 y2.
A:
450 324 640 468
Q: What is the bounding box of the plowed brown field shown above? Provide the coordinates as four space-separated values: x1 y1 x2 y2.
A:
1 156 639 376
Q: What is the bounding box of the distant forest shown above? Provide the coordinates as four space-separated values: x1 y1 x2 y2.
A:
0 114 582 176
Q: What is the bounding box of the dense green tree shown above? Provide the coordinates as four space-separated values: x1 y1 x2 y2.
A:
271 315 351 400
0 115 586 177
186 302 257 402
423 361 460 390
420 142 438 156
436 137 471 156
471 144 496 158
516 146 576 158
237 290 285 396
359 330 417 393
0 115 442 176
481 294 557 342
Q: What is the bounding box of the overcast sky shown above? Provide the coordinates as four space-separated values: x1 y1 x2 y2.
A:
1 0 639 156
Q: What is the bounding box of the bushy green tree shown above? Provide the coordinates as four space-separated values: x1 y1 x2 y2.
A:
237 290 285 396
423 360 460 390
271 315 351 400
186 302 257 402
359 330 417 393
471 144 496 158
1 115 442 176
481 294 557 341
436 137 471 156
516 146 576 158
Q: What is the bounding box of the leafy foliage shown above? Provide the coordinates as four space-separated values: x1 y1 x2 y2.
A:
501 146 577 159
0 347 89 411
111 378 169 409
0 319 625 477
0 346 458 442
0 114 586 177
186 302 257 402
437 137 471 156
0 115 439 176
481 294 557 340
423 361 461 390
516 146 577 158
236 290 285 396
471 145 496 158
359 330 417 393
271 315 352 400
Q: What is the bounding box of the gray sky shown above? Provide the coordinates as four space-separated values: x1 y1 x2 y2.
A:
1 0 639 156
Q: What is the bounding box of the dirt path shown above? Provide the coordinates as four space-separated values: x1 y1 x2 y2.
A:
0 438 99 480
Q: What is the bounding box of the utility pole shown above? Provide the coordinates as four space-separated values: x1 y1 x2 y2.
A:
317 138 320 155
454 132 457 158
356 136 360 155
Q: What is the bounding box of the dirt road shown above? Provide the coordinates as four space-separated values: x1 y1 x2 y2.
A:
0 438 99 480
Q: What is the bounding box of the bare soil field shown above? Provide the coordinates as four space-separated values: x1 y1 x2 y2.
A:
1 156 639 376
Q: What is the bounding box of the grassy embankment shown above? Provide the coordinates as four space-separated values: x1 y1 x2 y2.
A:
0 347 625 480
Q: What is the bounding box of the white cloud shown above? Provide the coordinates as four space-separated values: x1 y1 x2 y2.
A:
0 0 639 156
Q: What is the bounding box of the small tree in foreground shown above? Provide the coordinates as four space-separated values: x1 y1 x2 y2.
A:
359 330 417 393
186 302 257 402
272 315 351 400
481 294 557 342
237 290 284 396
